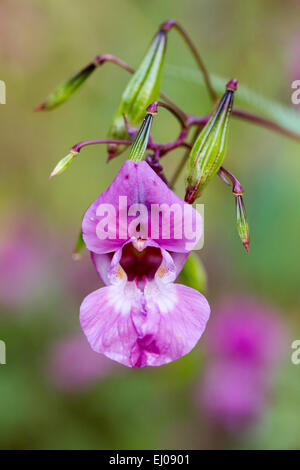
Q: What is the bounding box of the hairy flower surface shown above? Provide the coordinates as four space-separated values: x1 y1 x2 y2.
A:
80 160 210 368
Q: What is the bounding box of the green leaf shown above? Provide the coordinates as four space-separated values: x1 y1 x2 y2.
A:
177 252 207 294
72 230 86 259
165 65 300 135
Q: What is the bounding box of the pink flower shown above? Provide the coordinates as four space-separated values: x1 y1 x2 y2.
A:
196 297 286 431
0 216 51 310
80 160 210 368
198 361 266 431
205 298 284 368
48 334 117 390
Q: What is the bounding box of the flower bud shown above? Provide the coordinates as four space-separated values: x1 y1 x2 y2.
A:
185 79 237 203
178 252 207 294
235 195 250 252
36 63 96 111
108 29 167 159
49 150 78 179
217 166 249 252
129 105 156 163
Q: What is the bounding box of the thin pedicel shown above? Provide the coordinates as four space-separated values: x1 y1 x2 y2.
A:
38 19 300 255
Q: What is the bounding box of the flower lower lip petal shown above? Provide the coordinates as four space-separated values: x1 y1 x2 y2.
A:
80 274 210 368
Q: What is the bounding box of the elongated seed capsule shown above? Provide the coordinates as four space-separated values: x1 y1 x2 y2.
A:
49 150 78 179
185 79 237 203
108 29 167 159
235 194 250 252
128 103 157 163
218 166 250 252
36 63 96 111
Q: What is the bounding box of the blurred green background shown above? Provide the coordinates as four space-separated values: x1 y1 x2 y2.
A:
0 0 300 449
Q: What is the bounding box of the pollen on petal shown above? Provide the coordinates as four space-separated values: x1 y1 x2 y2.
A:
157 266 166 278
117 266 125 279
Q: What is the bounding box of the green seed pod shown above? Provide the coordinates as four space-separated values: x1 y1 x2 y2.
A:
185 79 237 203
36 63 96 111
235 195 250 252
129 104 156 163
108 30 167 159
49 150 78 179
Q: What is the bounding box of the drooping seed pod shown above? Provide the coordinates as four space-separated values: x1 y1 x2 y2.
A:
49 150 78 179
218 166 250 252
235 194 250 252
108 30 167 159
185 79 237 204
36 63 96 111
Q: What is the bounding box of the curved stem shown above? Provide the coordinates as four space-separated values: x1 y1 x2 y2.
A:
159 92 187 123
72 139 132 153
232 108 300 142
189 108 300 142
157 101 187 127
218 166 249 252
95 54 188 128
94 54 135 73
170 127 200 188
218 166 244 194
161 20 218 103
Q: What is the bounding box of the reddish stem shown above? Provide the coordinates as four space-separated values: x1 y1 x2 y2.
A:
218 166 244 195
72 139 132 153
160 19 218 103
232 108 300 142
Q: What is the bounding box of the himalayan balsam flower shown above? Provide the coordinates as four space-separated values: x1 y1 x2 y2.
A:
80 160 210 368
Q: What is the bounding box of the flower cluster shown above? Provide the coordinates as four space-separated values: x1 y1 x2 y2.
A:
37 20 295 367
80 159 210 367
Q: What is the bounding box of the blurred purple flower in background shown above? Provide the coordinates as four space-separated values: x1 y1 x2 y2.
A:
0 215 54 310
199 361 266 431
205 298 284 368
195 297 286 432
65 250 102 302
47 334 117 391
